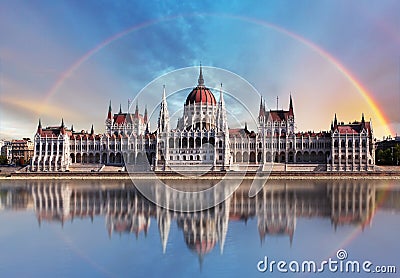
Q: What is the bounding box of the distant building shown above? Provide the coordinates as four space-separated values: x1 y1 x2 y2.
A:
11 138 34 165
375 135 400 165
376 135 400 151
1 140 12 164
30 67 375 172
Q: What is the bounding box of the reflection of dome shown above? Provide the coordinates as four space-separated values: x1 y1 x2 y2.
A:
185 65 216 106
187 239 216 255
185 86 216 106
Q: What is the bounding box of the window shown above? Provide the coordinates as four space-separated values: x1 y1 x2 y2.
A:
348 140 353 148
362 140 366 148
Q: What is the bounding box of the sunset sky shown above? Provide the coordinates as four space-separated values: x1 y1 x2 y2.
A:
1 0 399 140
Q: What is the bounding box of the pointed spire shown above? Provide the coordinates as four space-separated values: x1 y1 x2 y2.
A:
107 100 112 119
163 85 167 100
219 83 224 105
361 113 365 124
60 118 65 135
289 94 294 116
71 124 74 132
158 85 170 132
37 118 42 134
259 96 265 117
334 113 338 127
134 101 139 118
144 105 148 123
90 124 94 135
198 63 204 86
276 96 279 110
119 103 122 114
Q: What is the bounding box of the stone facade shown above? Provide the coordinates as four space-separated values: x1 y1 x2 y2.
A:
30 67 375 172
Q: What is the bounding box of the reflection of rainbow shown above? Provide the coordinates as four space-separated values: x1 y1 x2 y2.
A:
43 13 392 135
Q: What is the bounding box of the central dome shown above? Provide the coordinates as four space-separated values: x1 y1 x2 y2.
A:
185 66 217 106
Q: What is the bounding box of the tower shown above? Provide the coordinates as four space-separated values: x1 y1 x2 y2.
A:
106 101 112 134
216 83 231 167
157 85 170 133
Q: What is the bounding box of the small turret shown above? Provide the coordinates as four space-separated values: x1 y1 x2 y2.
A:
37 119 42 134
107 100 112 120
334 113 338 128
157 85 170 132
144 105 148 123
288 94 294 117
135 101 139 118
60 118 65 135
258 96 265 118
198 63 204 87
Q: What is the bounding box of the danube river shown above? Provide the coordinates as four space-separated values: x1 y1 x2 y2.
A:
0 178 398 277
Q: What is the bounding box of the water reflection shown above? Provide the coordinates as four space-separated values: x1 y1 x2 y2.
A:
0 179 397 264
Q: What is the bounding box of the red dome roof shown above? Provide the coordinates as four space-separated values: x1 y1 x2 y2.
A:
185 86 216 105
185 65 217 106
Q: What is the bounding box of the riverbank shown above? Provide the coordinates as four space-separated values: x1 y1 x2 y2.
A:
1 170 400 180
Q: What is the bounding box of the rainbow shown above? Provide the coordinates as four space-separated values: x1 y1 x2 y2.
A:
43 13 393 136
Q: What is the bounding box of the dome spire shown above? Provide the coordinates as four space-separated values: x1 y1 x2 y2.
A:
198 63 204 86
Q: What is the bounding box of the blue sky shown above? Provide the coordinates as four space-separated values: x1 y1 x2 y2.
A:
0 0 399 139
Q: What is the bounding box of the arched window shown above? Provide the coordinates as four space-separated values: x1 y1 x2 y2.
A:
362 140 366 148
348 140 352 148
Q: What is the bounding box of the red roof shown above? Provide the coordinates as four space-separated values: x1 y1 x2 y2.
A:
267 110 290 122
335 122 371 135
113 112 144 125
185 86 216 105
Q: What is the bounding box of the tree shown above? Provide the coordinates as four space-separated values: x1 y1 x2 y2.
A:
0 155 8 165
394 144 400 166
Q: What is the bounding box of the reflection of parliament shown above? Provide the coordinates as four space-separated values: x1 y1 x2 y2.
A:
30 66 375 172
0 181 387 261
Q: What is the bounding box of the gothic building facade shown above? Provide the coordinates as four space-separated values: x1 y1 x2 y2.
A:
30 67 375 172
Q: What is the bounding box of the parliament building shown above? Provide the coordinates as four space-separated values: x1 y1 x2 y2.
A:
30 67 375 172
